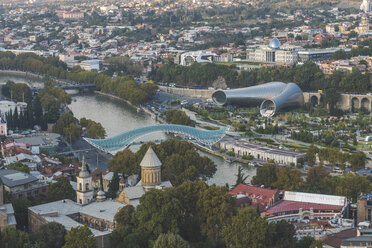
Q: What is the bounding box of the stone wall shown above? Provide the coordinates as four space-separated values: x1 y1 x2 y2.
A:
158 86 215 99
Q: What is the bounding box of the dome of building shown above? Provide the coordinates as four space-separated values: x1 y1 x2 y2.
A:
269 38 281 49
78 155 90 178
96 189 106 202
140 146 162 168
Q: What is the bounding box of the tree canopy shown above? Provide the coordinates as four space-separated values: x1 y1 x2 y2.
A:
108 139 216 186
153 233 190 248
165 110 194 126
47 177 76 202
7 162 30 174
33 222 66 248
252 164 372 202
62 226 97 248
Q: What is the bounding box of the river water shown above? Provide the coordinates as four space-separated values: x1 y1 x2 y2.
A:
0 73 256 186
68 92 256 186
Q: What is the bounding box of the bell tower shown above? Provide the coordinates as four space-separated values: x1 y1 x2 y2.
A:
76 155 93 205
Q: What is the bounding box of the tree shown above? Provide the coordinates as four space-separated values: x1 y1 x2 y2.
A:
80 118 106 139
272 167 303 191
348 31 358 39
7 162 30 174
349 151 367 172
154 233 190 248
114 205 135 228
127 139 216 186
109 225 148 248
251 163 277 188
270 220 295 247
108 149 139 175
295 236 318 248
12 196 32 230
332 49 347 60
136 189 182 239
305 166 331 194
47 177 76 202
107 172 120 199
196 185 236 242
222 208 269 248
334 173 372 201
306 144 319 167
233 166 248 188
0 227 30 248
165 110 193 126
33 222 66 248
63 226 97 248
53 113 77 135
63 123 82 143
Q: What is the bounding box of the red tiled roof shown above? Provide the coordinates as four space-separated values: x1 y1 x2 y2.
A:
266 200 344 215
229 184 279 206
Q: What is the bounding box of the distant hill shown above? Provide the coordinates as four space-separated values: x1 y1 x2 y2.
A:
263 0 360 8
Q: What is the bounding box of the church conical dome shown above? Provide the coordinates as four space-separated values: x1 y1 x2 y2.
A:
140 147 162 168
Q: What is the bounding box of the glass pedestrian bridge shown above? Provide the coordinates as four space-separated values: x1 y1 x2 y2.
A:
84 124 228 153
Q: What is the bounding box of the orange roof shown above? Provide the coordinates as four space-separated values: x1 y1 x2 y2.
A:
229 184 279 206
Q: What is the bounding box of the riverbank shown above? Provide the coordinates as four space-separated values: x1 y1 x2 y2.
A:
94 90 167 123
92 90 254 164
0 70 43 80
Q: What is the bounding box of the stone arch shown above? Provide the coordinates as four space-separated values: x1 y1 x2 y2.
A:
361 98 370 110
352 97 360 109
79 183 82 191
310 95 319 106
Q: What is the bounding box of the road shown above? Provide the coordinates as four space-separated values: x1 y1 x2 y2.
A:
56 136 112 171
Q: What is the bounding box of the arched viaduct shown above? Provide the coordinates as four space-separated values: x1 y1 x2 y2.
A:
303 92 372 112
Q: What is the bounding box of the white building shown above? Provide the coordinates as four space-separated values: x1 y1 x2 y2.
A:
177 50 218 66
220 141 304 165
361 0 372 12
28 156 125 248
79 60 102 71
265 191 348 223
76 156 93 205
246 38 301 65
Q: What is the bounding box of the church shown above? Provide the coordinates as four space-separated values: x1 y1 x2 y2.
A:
28 146 171 248
116 146 172 206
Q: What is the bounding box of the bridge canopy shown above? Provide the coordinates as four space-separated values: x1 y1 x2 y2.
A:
84 124 228 152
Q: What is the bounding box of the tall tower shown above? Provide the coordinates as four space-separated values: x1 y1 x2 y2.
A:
140 147 162 191
76 155 93 205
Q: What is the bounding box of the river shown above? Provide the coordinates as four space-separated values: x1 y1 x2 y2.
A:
68 92 256 186
0 73 256 186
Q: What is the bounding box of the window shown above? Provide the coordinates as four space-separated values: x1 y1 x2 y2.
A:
85 183 89 191
79 183 82 191
79 199 82 204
